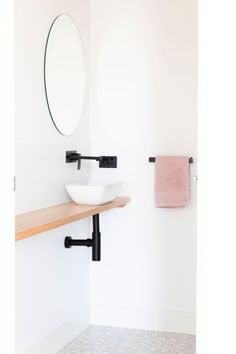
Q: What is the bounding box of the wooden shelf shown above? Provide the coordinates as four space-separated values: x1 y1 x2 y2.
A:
16 196 130 241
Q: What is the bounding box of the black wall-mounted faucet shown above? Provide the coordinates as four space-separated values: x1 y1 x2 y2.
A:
66 150 117 170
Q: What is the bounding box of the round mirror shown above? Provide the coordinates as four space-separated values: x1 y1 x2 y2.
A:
44 14 86 136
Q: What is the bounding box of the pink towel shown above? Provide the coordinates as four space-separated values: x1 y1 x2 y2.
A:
155 156 189 208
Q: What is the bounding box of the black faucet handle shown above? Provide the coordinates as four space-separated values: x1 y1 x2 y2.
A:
99 156 117 168
66 150 80 163
66 151 81 169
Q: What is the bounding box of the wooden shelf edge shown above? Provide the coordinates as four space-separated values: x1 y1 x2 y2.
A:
15 196 130 241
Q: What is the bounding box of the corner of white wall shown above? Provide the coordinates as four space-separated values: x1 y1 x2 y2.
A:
21 308 89 354
91 305 195 335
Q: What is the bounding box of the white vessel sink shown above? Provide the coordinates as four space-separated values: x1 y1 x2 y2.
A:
65 182 122 205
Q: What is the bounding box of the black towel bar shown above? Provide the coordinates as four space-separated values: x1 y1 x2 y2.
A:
149 157 193 163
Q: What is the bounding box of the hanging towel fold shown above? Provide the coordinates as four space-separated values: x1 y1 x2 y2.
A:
155 156 189 208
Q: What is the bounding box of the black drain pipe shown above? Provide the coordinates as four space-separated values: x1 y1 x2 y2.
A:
64 214 101 261
91 214 101 261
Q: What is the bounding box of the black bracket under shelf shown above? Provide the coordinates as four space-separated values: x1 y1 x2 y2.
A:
64 214 101 261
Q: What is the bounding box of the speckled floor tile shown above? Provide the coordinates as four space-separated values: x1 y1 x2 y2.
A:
57 325 196 354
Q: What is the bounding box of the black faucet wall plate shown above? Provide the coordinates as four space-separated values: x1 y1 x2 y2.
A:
99 156 117 168
66 150 79 163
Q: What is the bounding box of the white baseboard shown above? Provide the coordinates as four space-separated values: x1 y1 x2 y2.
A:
21 307 90 354
91 305 195 335
19 305 195 354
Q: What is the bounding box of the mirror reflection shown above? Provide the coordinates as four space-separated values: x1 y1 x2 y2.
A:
44 14 86 136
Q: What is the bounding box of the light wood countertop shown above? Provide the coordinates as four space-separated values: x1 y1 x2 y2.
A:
16 196 130 241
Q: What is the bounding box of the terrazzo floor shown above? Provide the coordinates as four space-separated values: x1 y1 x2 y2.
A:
57 325 196 354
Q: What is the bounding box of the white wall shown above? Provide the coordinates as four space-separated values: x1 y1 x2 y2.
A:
198 0 236 353
15 1 91 353
0 0 15 353
89 0 197 334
